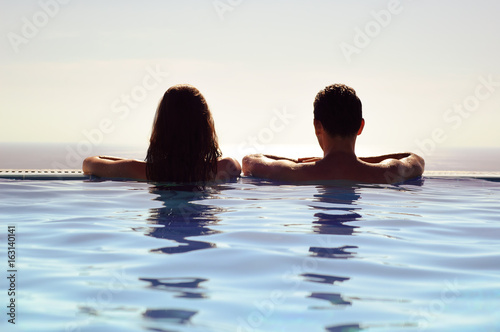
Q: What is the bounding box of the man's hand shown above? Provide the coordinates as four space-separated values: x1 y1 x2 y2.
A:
263 155 298 162
297 157 322 163
359 153 413 164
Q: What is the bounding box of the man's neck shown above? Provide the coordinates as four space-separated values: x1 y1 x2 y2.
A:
321 135 357 158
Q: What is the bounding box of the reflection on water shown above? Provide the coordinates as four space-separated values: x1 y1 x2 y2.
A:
309 245 357 259
8 174 498 331
325 324 363 332
308 185 362 266
145 185 225 255
303 272 352 310
132 180 428 329
139 277 208 299
305 185 361 314
309 292 351 306
138 186 226 326
301 273 350 285
310 185 362 236
305 183 424 330
142 308 197 324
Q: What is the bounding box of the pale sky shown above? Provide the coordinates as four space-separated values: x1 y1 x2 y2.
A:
1 0 499 159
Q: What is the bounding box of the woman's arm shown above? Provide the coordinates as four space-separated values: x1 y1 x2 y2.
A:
96 155 126 161
82 156 147 180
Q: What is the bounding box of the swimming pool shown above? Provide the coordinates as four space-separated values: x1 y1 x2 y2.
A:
1 175 499 332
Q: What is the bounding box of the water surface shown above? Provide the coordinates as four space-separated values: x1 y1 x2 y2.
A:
1 176 499 331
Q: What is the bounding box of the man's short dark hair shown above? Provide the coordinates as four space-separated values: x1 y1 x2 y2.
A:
313 84 362 137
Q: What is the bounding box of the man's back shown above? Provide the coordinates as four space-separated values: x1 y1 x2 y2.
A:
242 83 425 184
242 152 425 184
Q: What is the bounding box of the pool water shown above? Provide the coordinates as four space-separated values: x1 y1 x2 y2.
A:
1 176 500 332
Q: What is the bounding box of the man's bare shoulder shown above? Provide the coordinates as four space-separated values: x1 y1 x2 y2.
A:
302 155 396 183
242 152 424 184
350 153 424 183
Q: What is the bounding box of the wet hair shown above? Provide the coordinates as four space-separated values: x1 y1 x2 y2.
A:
313 84 362 137
145 84 221 184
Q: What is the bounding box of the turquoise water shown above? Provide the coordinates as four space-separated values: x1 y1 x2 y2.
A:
1 176 500 332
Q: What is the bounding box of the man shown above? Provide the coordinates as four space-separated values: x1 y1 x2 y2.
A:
242 84 424 184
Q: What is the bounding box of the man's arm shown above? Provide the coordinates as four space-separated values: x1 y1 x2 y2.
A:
242 152 424 184
359 153 414 164
242 154 313 181
371 153 425 183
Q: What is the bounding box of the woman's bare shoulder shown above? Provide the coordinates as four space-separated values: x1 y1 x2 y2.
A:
216 157 242 180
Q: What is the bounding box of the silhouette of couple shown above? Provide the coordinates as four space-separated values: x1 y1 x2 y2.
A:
83 84 424 184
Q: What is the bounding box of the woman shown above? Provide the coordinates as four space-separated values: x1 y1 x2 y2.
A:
83 84 241 183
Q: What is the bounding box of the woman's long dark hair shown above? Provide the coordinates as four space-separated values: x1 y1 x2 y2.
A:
145 85 221 184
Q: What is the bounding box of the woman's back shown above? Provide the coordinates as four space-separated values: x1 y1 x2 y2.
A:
82 84 241 183
83 156 240 183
